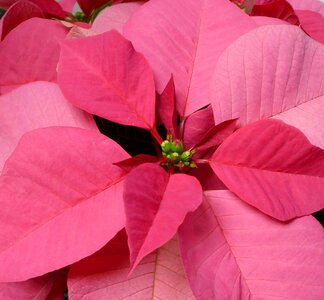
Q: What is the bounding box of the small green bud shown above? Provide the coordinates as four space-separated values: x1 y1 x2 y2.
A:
180 151 191 162
74 11 86 22
170 140 184 153
161 140 172 153
170 152 180 163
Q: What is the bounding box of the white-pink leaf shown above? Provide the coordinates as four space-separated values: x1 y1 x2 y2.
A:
273 94 324 148
179 190 324 299
210 25 324 128
0 127 129 282
92 2 144 34
0 81 96 171
124 0 256 117
288 0 324 16
68 231 194 299
251 15 289 25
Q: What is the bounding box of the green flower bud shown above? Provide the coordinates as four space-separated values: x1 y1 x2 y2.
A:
180 151 191 162
161 140 172 153
170 141 184 153
170 152 180 163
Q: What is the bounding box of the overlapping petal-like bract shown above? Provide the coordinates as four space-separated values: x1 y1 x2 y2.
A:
0 18 68 92
210 119 324 220
0 0 65 18
124 0 257 117
274 94 324 149
0 0 44 40
251 0 300 24
183 105 215 149
210 25 324 139
296 10 324 44
0 271 64 299
68 231 194 299
91 1 143 34
0 81 96 170
288 0 324 16
58 30 156 130
179 190 324 299
156 77 177 135
0 127 129 282
124 163 203 271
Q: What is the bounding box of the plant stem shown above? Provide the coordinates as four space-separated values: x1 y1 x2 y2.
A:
150 127 163 144
195 159 209 164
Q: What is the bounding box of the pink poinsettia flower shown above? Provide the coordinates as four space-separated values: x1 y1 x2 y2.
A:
0 0 324 299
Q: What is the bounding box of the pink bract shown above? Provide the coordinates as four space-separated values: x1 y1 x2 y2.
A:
91 1 144 34
68 232 194 299
124 0 257 117
58 30 156 130
210 119 324 221
210 25 324 135
0 18 68 92
296 10 324 44
0 81 96 170
0 0 44 40
179 190 324 299
124 163 202 272
0 127 129 281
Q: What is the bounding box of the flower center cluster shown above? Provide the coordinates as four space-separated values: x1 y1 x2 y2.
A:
160 135 196 170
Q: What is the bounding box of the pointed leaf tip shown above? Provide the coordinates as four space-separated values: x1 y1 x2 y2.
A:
0 127 129 281
210 119 324 220
124 0 256 117
58 29 156 130
123 163 203 272
157 75 178 135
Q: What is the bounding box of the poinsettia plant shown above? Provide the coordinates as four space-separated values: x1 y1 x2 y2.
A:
0 0 324 299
